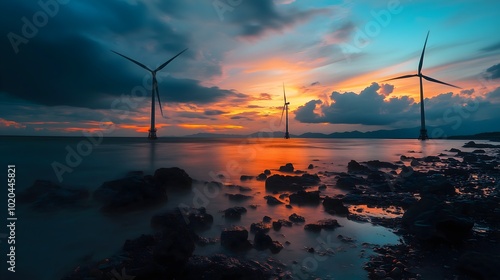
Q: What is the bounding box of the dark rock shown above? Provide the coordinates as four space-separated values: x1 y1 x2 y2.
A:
272 221 282 231
183 254 270 279
318 184 327 190
472 149 486 153
366 160 398 169
151 207 213 232
289 190 321 204
458 252 500 280
424 156 441 162
402 197 473 242
410 159 420 166
269 241 284 254
264 173 321 191
463 141 500 148
94 174 167 212
323 197 349 215
449 148 461 153
308 164 314 169
289 213 305 223
250 222 271 233
256 173 267 181
347 160 370 173
222 207 247 219
225 193 252 202
254 231 273 250
336 176 358 190
239 186 252 192
153 225 196 270
304 219 341 231
240 175 254 181
153 167 193 189
220 226 252 251
307 247 315 253
264 169 271 175
279 163 294 172
264 195 284 205
262 216 272 223
19 180 89 211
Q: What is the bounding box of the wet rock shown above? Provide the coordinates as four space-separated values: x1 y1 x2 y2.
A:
264 195 284 205
304 219 341 232
183 254 270 279
424 156 441 162
265 174 321 191
94 173 167 212
347 160 370 173
222 206 247 219
458 252 500 280
308 164 314 169
153 225 196 270
279 163 294 172
472 149 486 153
366 160 398 169
151 207 213 232
410 159 420 166
463 141 500 148
323 197 349 215
272 221 282 230
289 213 305 223
264 169 271 175
256 173 267 181
402 196 473 242
336 176 359 190
250 222 271 233
220 226 252 251
289 190 321 204
225 193 252 202
269 241 284 254
153 167 193 189
254 231 273 250
240 175 254 181
19 180 89 211
263 216 272 223
449 148 461 153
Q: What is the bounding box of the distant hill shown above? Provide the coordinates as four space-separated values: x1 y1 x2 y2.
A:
184 128 500 140
448 132 500 141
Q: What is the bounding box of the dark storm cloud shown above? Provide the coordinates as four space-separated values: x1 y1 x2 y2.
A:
0 1 238 109
484 63 500 80
226 0 329 38
177 112 213 120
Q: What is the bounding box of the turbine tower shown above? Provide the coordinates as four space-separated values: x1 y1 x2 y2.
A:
279 83 290 139
112 48 188 140
384 31 460 140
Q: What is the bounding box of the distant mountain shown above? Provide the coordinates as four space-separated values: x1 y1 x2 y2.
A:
184 126 500 140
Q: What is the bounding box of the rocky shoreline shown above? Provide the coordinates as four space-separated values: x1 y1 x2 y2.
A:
18 141 500 279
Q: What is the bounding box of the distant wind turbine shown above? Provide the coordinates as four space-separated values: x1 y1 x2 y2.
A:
112 48 188 140
383 31 461 140
279 83 290 139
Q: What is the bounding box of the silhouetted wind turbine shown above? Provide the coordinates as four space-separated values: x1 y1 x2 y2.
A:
112 48 188 140
279 83 290 139
383 31 460 140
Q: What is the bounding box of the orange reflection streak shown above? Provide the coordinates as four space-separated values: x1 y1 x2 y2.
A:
119 124 171 133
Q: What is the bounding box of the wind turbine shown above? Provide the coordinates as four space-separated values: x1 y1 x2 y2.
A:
279 83 290 139
383 31 460 140
112 48 188 140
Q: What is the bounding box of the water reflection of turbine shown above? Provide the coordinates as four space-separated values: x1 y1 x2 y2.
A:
149 141 156 173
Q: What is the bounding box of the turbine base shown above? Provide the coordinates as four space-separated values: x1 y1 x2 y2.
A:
418 129 428 141
284 132 290 139
148 128 157 140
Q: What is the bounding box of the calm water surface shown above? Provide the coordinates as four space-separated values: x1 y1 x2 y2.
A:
0 137 487 279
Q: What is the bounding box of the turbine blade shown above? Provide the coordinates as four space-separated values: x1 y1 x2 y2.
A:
382 74 419 82
283 82 286 103
418 31 430 74
111 50 152 72
155 48 188 72
153 77 165 117
279 106 285 126
422 75 462 89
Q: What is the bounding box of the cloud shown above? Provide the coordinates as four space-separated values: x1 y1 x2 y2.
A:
460 89 475 95
257 93 272 100
379 84 395 96
484 63 500 80
204 109 227 115
480 41 500 52
177 112 213 120
227 0 330 38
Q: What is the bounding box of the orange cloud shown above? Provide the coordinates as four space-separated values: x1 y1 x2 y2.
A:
0 118 25 129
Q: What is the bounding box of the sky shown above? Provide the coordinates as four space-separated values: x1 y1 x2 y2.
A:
1 0 499 137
